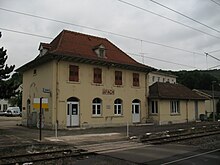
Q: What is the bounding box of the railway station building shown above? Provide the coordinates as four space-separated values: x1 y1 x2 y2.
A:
17 30 153 129
17 30 207 129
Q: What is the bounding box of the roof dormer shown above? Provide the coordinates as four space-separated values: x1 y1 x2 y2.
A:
38 42 51 56
93 44 106 58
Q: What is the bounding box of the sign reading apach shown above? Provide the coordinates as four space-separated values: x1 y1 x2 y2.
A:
102 89 115 95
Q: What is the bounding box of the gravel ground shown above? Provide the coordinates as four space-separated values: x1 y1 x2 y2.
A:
175 134 220 150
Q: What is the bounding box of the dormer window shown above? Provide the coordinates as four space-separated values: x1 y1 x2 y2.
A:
38 43 50 56
99 48 105 57
94 44 106 58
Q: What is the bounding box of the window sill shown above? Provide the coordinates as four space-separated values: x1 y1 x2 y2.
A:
92 115 103 118
170 113 181 116
149 113 158 116
113 84 124 88
67 81 81 84
91 82 103 86
113 115 123 117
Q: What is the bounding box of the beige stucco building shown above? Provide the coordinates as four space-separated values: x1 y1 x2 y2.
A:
193 89 220 118
17 30 153 129
148 82 206 124
17 30 207 129
147 71 177 87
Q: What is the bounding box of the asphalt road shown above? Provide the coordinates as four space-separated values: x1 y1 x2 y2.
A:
0 116 220 165
103 144 220 165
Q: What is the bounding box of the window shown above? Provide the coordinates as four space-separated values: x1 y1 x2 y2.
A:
170 101 180 114
69 65 79 82
0 104 1 110
114 99 122 115
99 48 105 58
115 71 122 85
3 104 7 111
94 68 102 83
163 78 165 82
92 98 102 116
151 100 158 114
133 73 139 87
152 76 155 82
157 77 160 82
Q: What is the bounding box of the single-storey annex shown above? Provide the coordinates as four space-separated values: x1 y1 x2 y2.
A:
148 82 206 125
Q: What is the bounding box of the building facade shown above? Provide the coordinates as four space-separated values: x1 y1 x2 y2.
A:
193 89 220 117
0 99 10 112
148 82 206 124
147 71 177 87
18 30 153 129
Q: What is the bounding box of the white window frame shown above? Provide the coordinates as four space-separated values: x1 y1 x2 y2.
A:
92 98 102 116
114 99 123 115
151 100 158 114
170 100 180 114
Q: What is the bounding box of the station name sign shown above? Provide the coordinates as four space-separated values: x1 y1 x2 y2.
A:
102 89 114 95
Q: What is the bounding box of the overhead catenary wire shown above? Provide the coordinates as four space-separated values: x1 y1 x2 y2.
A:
210 0 220 7
208 64 220 70
204 52 220 62
129 52 199 69
118 0 220 40
208 49 220 54
0 27 53 39
149 0 220 34
0 7 205 57
0 27 199 69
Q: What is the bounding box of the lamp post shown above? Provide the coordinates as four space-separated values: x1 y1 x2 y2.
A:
212 81 216 122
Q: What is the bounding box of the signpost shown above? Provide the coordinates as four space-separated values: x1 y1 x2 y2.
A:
33 97 48 141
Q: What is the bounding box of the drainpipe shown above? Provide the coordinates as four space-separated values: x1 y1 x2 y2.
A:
55 58 61 130
186 100 188 123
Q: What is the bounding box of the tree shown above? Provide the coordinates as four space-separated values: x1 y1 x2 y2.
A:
8 73 22 109
174 70 219 90
0 32 19 99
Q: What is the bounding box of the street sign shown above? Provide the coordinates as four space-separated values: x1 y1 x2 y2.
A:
33 98 48 109
43 88 50 93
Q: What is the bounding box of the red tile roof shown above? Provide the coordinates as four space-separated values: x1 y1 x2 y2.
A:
17 30 153 73
149 82 206 100
46 30 149 67
39 42 51 50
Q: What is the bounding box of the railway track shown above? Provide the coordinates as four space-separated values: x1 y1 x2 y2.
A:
140 124 220 145
0 148 95 165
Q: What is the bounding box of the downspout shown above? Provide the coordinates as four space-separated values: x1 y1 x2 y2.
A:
55 58 61 129
186 100 189 123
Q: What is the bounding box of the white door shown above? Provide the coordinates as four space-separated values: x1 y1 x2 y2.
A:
132 103 140 123
67 102 79 127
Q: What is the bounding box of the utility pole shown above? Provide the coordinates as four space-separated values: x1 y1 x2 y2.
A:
212 81 216 122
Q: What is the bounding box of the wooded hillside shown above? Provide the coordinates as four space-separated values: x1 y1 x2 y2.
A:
162 69 220 91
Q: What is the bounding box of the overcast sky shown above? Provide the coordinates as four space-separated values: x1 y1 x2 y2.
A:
0 0 220 71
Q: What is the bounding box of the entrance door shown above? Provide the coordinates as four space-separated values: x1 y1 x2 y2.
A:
67 102 79 127
132 100 141 123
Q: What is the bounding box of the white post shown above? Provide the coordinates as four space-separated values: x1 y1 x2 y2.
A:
126 121 129 138
55 120 58 140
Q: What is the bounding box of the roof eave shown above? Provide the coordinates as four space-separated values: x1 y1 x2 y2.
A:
16 53 154 73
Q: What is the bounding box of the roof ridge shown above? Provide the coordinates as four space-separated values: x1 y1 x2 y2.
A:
62 29 108 41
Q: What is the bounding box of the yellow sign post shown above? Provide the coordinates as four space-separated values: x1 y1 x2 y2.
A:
33 98 48 109
33 98 48 141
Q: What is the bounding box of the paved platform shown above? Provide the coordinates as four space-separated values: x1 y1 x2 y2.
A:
45 132 126 145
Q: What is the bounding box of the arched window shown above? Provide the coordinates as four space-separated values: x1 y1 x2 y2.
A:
92 98 102 116
114 99 122 115
67 97 79 102
132 99 140 104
